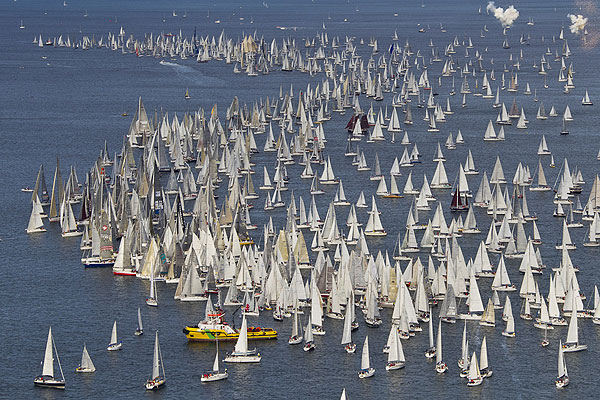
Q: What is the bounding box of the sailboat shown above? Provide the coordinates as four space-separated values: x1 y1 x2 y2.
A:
358 336 375 378
185 88 191 99
435 319 448 373
386 328 405 370
224 315 261 362
145 331 166 390
341 304 356 353
479 336 492 378
146 274 158 307
26 201 46 233
34 327 65 388
563 296 587 353
425 311 436 358
107 320 122 351
135 307 144 336
303 315 316 351
466 352 483 386
555 340 569 388
502 314 516 337
288 309 303 345
479 299 496 327
75 344 96 373
582 90 593 106
20 19 25 29
460 275 484 319
201 339 228 382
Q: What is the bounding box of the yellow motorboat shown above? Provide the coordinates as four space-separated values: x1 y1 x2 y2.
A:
183 310 277 342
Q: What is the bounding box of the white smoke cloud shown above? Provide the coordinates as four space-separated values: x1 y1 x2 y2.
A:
568 14 588 34
486 2 519 28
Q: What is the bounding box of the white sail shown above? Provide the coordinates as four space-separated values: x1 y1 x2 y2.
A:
436 319 443 363
387 328 405 363
341 305 353 345
361 336 371 370
235 315 250 354
110 320 118 344
152 331 161 380
480 337 489 372
467 353 481 381
138 308 144 331
42 327 54 377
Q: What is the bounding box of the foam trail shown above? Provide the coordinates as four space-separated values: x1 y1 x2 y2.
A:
568 14 588 35
486 2 519 28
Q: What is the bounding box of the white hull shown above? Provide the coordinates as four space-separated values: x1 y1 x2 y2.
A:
201 371 228 382
107 342 122 351
467 377 483 386
386 361 405 371
562 343 587 353
146 297 158 307
75 367 95 373
61 230 83 237
224 354 261 363
436 362 448 373
145 377 166 390
358 368 375 378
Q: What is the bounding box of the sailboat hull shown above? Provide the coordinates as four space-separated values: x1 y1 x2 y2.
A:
436 362 448 373
113 270 136 276
146 298 158 307
224 354 261 363
82 258 115 267
107 342 122 351
61 231 83 237
467 377 483 386
358 368 375 378
386 361 405 371
562 343 587 353
145 377 166 390
345 343 357 353
201 371 228 382
34 376 65 389
288 336 303 345
303 343 316 351
75 367 95 373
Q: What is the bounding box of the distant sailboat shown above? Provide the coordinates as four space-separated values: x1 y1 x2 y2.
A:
341 303 356 353
466 352 483 386
555 340 569 388
145 331 167 390
224 315 261 362
562 295 587 353
34 327 65 388
75 344 96 373
107 320 122 351
435 319 448 373
425 310 436 358
20 19 25 29
26 201 46 233
201 339 228 382
185 88 191 99
135 307 144 336
303 315 316 351
289 308 303 345
385 328 405 370
582 90 593 106
146 273 158 307
358 336 375 378
479 336 492 378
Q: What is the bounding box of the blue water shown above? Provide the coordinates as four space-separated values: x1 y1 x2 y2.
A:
1 0 600 398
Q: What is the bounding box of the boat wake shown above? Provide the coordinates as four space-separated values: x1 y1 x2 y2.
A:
159 60 180 67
